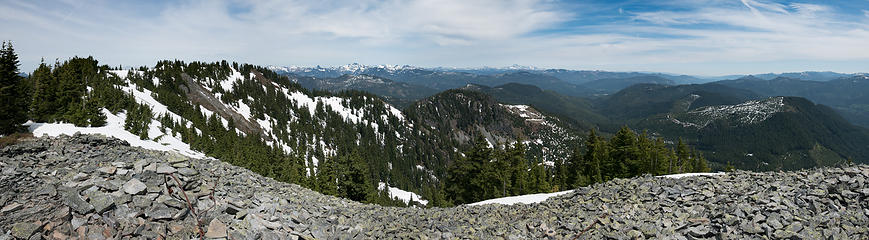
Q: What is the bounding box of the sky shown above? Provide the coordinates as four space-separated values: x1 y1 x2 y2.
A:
1 0 868 76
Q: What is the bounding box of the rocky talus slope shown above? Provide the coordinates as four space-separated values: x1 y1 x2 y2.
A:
2 135 869 239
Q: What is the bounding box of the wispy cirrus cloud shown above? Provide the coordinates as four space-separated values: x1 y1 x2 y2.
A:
0 0 867 75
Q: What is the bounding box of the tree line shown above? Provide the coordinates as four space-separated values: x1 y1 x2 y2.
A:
445 126 710 205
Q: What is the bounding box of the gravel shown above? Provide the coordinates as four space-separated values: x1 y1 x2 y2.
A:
1 134 868 239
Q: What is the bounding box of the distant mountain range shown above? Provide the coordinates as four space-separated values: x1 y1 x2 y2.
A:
289 74 437 108
272 64 867 84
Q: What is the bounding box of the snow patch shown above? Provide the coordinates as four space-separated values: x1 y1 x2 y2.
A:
378 182 428 206
28 109 206 159
659 172 725 179
672 97 786 128
469 190 574 206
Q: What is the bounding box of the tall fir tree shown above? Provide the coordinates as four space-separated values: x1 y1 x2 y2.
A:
29 61 54 122
0 41 27 134
508 142 529 195
676 138 690 173
336 150 374 202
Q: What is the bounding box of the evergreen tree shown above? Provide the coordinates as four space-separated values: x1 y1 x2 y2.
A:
582 130 606 185
690 149 711 172
553 148 570 191
609 126 637 178
316 156 338 196
0 41 27 134
676 138 690 173
28 61 54 122
508 142 528 195
124 104 152 140
336 150 374 202
529 161 550 193
446 136 489 204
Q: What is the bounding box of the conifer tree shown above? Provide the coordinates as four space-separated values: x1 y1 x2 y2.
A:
579 129 604 186
529 161 550 193
0 41 27 134
508 142 528 195
316 157 338 196
553 147 571 190
28 61 54 122
336 150 374 202
676 138 690 173
609 126 637 178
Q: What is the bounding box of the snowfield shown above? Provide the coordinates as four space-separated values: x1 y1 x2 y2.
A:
378 182 429 206
470 172 726 205
658 172 725 179
27 109 206 159
468 190 574 206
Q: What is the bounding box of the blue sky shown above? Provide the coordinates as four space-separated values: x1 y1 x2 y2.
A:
1 0 868 75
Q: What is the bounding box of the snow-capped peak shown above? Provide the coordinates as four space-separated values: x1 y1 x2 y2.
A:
268 63 422 76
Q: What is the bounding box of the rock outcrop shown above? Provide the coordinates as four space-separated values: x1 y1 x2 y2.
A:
1 134 868 239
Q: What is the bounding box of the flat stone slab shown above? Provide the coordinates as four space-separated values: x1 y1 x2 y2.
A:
123 178 147 195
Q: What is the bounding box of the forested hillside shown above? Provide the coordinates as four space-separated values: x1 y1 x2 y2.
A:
404 89 582 166
611 85 869 170
0 46 716 207
14 55 453 206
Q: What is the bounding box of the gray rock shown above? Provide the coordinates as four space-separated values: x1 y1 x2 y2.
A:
72 172 88 181
11 222 40 239
134 159 148 173
147 204 176 220
132 195 153 208
87 225 108 240
156 194 186 209
247 213 281 231
156 164 177 174
111 161 130 168
112 191 131 205
773 230 796 239
767 217 783 229
34 184 57 197
71 216 87 230
205 219 228 239
741 222 764 234
123 178 147 195
178 167 198 176
97 166 117 175
262 231 281 240
95 180 119 191
785 222 803 233
89 191 115 213
62 190 94 214
0 202 23 214
687 225 711 237
144 162 157 172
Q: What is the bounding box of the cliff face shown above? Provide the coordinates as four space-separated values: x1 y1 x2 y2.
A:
2 135 869 239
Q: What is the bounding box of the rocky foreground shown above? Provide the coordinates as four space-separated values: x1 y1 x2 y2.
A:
1 135 868 239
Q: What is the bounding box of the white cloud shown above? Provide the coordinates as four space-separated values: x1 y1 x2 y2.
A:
789 3 830 18
0 0 571 70
0 0 868 75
